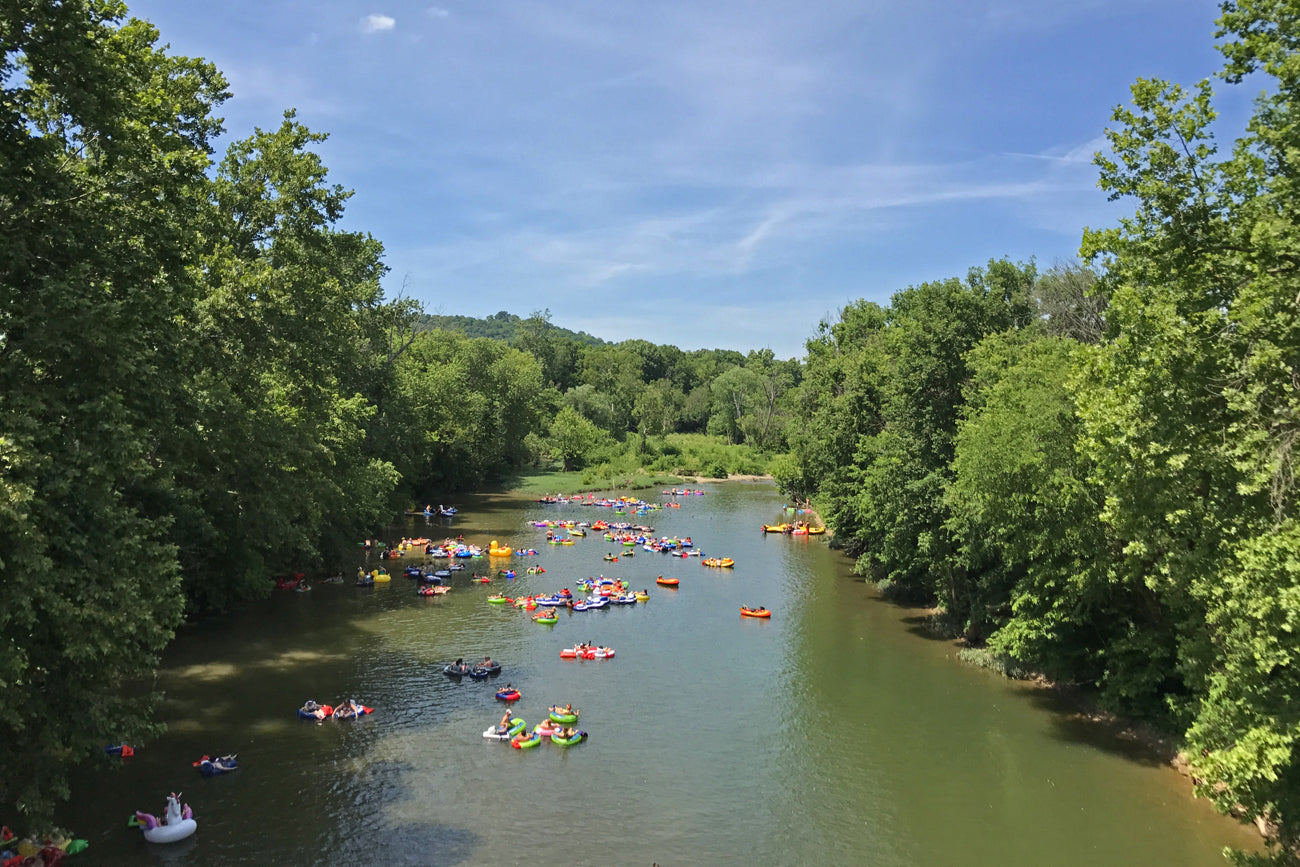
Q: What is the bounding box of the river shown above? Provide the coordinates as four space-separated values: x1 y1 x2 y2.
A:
61 482 1259 865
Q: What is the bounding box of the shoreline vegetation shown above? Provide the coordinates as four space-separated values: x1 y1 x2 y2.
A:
490 466 777 499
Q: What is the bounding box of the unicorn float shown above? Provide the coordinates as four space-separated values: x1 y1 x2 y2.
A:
132 792 196 844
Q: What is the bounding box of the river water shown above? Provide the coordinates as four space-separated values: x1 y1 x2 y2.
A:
62 482 1258 865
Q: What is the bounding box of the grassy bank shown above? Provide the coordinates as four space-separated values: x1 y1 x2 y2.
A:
496 465 686 497
498 434 782 496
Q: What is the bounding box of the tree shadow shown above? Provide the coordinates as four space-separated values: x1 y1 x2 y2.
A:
1024 686 1177 768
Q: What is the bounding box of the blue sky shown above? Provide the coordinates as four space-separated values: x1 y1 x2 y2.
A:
128 0 1242 359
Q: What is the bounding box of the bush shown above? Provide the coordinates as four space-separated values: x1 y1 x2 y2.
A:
707 462 728 479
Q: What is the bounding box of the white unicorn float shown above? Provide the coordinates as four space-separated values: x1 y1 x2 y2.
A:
133 792 196 844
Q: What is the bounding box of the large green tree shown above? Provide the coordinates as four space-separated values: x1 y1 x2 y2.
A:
1079 1 1300 850
167 112 402 610
0 0 227 819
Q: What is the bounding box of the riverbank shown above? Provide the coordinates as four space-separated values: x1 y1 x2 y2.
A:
488 466 779 498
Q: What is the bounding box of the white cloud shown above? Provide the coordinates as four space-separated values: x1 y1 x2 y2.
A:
361 14 395 34
428 7 450 18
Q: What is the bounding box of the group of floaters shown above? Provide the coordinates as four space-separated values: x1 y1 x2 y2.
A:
1 825 89 863
443 657 502 678
482 704 587 749
296 698 373 721
560 642 616 659
486 581 650 613
90 744 240 849
535 492 686 511
760 521 825 535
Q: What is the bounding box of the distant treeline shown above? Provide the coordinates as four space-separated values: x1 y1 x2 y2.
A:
776 8 1300 859
415 310 607 346
0 2 801 822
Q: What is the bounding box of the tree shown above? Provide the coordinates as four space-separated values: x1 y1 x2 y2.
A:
548 406 603 471
634 379 681 443
168 112 401 610
0 1 228 820
1078 2 1300 848
947 333 1118 662
1034 261 1107 344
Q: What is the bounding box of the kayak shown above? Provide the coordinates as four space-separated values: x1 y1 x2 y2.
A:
656 576 679 587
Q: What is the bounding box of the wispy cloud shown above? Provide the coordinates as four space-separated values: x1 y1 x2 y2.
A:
361 13 395 34
143 0 1203 357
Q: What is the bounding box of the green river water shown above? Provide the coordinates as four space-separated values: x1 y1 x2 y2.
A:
62 482 1260 865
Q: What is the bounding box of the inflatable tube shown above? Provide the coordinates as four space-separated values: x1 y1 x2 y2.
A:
470 661 502 678
534 720 562 738
334 703 373 719
486 595 511 605
483 718 527 740
495 688 521 702
134 794 196 844
511 730 542 749
297 702 334 720
550 730 587 747
533 613 558 624
740 606 772 618
443 663 471 677
140 817 196 844
195 754 237 776
656 576 679 587
548 708 579 724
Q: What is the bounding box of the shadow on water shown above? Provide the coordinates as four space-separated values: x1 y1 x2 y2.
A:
323 759 481 866
861 586 1179 769
1025 686 1178 769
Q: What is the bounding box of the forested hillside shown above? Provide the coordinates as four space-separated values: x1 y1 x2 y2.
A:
415 310 607 345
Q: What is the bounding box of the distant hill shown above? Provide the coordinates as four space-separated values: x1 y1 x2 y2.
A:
414 311 608 346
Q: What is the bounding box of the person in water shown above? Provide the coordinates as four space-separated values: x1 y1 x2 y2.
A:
498 708 513 732
481 656 494 667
